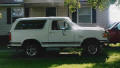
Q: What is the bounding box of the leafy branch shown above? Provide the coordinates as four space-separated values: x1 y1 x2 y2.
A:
64 0 81 13
64 0 117 13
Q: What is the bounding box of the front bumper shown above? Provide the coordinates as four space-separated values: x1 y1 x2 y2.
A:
99 40 109 43
99 40 109 46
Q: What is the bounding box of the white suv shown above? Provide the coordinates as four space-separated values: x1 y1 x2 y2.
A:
8 17 107 56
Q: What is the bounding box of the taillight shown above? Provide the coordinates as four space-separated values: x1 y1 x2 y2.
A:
9 32 11 41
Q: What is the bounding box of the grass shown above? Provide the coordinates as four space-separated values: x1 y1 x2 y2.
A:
0 45 120 68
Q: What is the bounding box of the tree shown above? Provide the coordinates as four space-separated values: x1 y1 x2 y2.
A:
64 0 117 13
88 0 117 9
64 0 81 13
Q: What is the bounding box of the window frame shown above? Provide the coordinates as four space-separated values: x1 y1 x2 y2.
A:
11 7 24 23
77 6 96 24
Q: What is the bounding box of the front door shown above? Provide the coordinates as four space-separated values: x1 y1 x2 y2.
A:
48 19 75 47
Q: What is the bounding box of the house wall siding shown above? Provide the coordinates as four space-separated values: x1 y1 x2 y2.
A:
57 7 68 16
30 7 45 17
29 6 68 17
96 9 109 29
0 8 11 35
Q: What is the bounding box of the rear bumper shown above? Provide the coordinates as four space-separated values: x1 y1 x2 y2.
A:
8 42 22 48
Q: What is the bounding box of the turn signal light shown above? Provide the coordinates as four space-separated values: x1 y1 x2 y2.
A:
103 32 108 38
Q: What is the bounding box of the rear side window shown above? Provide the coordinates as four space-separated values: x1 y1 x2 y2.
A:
15 20 46 30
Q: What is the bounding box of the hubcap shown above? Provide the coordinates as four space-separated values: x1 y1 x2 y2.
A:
88 45 98 55
26 45 37 56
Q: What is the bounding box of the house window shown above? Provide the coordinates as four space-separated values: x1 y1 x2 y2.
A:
12 7 24 17
78 7 96 23
12 7 24 22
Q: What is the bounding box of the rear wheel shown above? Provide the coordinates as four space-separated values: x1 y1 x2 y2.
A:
25 44 38 56
23 42 43 57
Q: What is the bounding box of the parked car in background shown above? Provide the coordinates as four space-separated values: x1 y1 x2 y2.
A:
107 22 120 43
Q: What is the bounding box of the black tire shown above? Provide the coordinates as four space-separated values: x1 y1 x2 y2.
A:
23 42 43 57
82 40 102 56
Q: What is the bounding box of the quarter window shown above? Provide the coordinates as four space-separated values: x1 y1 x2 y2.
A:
15 20 46 29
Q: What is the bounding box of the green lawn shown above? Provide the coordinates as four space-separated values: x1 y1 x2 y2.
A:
0 46 120 68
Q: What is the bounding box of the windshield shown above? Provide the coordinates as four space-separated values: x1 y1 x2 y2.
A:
109 23 119 30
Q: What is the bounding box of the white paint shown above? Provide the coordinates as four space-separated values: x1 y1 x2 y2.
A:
9 17 107 47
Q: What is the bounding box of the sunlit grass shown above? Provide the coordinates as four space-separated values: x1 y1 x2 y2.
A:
106 53 120 63
49 64 95 68
109 43 120 47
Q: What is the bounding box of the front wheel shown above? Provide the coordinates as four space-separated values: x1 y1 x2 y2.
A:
82 40 102 56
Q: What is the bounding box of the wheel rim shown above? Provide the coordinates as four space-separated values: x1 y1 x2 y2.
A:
88 45 98 55
26 45 37 56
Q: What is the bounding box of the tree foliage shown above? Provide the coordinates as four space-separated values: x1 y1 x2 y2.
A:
88 0 117 9
64 0 117 13
88 0 110 10
64 0 81 13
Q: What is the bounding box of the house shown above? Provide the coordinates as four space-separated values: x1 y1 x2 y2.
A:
76 0 109 28
0 0 109 36
24 0 68 17
24 0 109 29
0 0 24 36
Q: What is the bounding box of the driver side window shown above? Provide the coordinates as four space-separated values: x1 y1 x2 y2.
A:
52 20 70 30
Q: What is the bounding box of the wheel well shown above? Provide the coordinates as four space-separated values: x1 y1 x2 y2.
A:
22 39 41 47
81 38 99 47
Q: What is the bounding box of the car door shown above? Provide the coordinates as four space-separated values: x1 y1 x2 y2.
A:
48 19 76 47
108 23 120 43
116 23 120 42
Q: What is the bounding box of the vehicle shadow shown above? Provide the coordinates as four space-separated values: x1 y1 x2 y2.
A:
0 47 117 68
9 48 109 67
0 46 119 68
